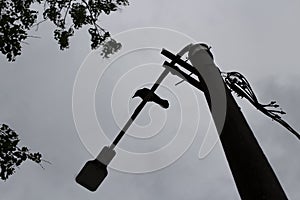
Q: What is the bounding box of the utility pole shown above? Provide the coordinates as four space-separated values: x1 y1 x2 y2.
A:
218 85 288 200
77 43 290 199
162 46 288 200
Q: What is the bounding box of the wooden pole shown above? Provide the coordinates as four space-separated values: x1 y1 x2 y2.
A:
162 47 288 200
218 84 288 200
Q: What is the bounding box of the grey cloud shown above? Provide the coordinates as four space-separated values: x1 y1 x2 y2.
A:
1 0 300 199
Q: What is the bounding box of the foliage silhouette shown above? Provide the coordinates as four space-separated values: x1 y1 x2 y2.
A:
0 0 129 61
0 124 43 181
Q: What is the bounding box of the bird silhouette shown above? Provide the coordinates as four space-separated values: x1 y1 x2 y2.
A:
132 88 169 109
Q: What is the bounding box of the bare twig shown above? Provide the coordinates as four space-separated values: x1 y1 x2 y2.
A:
32 19 47 31
63 0 73 27
27 35 41 39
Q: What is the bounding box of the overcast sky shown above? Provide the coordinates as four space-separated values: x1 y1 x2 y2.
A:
1 0 300 199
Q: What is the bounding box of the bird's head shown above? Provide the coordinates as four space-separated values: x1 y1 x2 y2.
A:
132 88 150 99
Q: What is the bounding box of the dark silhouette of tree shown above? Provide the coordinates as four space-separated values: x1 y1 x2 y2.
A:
0 0 129 61
0 124 43 181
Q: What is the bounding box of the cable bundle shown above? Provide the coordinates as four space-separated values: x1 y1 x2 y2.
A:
222 71 300 140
